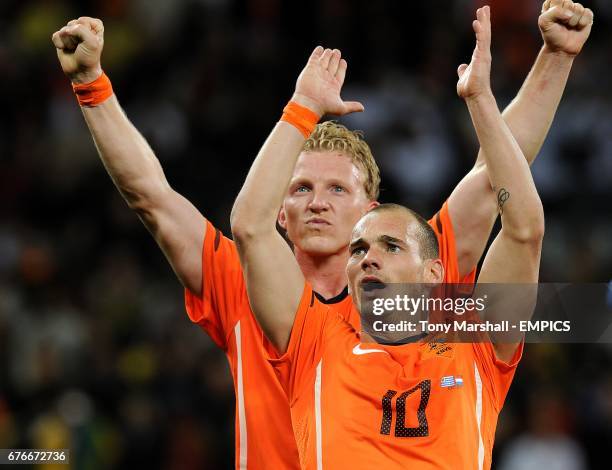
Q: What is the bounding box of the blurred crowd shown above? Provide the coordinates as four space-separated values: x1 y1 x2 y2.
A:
0 0 610 468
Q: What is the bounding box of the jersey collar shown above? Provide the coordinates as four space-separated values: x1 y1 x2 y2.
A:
314 285 349 304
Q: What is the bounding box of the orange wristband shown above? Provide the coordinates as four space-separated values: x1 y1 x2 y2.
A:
280 101 320 138
72 72 113 107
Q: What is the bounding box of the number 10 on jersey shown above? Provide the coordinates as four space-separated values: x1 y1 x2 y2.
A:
380 380 431 438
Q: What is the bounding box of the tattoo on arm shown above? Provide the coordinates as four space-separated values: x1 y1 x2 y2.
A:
497 188 510 214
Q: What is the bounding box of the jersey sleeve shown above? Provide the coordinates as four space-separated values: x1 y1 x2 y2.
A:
428 200 476 284
269 283 341 402
184 220 246 350
472 341 524 412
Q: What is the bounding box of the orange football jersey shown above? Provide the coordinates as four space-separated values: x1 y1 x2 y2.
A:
271 283 522 470
184 202 474 469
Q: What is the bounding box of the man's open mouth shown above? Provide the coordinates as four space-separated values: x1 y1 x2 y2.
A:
361 277 386 291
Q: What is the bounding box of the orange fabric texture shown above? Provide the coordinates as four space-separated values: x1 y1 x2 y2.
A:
428 200 477 284
72 72 113 107
184 220 303 469
183 201 474 469
280 101 320 138
271 284 522 469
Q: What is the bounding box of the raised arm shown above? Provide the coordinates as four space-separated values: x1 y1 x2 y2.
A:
52 17 205 295
448 0 593 277
457 7 544 361
230 47 362 353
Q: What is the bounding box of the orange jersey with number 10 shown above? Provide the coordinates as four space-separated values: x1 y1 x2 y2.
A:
270 285 522 470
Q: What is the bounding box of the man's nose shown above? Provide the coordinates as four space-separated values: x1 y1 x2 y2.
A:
308 191 330 212
361 249 381 271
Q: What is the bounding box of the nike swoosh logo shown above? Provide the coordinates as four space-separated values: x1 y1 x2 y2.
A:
352 344 388 356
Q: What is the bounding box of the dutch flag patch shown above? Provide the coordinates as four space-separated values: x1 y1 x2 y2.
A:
440 375 464 388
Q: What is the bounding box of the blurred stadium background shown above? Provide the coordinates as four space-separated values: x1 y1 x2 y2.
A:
0 0 610 468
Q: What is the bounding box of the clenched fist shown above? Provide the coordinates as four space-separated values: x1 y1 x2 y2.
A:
51 17 104 84
539 0 594 56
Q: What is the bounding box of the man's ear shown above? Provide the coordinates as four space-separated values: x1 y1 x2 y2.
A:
278 207 287 230
424 258 445 284
366 200 380 213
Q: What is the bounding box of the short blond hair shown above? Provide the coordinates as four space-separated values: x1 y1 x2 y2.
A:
303 121 380 200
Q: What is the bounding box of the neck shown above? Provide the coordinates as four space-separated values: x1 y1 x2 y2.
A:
295 247 349 299
360 331 377 343
360 307 430 345
360 329 429 345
